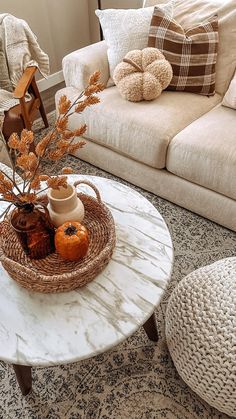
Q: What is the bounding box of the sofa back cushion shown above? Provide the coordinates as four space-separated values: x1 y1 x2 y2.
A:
144 0 236 95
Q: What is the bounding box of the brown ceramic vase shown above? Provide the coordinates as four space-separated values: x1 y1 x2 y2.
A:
10 203 55 259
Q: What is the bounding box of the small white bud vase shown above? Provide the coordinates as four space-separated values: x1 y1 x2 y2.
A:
47 184 85 228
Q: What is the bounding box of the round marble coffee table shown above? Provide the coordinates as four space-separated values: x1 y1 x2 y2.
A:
0 175 173 395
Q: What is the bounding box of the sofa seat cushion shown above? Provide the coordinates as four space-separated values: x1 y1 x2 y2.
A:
56 86 220 169
167 105 236 200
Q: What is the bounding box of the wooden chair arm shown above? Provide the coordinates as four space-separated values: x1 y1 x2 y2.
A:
13 66 38 99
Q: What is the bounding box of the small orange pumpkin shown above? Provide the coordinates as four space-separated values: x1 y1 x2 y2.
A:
55 221 89 261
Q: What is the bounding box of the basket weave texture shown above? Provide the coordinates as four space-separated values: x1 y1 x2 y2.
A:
0 180 116 293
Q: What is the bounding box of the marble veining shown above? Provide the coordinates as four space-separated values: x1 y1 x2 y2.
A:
0 175 173 366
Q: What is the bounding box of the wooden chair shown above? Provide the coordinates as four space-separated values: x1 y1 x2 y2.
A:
2 66 48 140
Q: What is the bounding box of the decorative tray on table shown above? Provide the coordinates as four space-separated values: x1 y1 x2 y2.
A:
0 181 116 293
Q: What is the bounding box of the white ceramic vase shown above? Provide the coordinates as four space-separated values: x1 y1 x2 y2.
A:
47 184 85 228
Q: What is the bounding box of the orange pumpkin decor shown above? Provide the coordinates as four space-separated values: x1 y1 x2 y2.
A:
55 221 89 261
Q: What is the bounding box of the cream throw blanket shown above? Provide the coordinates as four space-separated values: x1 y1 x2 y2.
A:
0 14 49 165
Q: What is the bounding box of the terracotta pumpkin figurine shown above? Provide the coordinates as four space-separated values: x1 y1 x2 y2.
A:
55 221 89 261
113 47 173 102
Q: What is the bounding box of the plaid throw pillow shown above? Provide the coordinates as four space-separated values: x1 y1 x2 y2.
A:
148 7 218 95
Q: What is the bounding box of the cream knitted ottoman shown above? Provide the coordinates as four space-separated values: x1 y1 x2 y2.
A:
165 258 236 417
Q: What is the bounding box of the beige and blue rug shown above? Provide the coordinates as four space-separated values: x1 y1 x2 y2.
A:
0 115 235 419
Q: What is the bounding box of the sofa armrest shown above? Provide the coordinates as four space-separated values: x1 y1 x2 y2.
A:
62 41 109 91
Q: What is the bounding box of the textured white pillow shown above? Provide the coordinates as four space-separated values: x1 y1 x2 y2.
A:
95 2 174 84
222 70 236 109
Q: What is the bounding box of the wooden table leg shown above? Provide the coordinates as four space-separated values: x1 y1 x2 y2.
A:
13 364 32 395
143 313 159 342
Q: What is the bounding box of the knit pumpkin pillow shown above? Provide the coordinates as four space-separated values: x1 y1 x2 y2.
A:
113 48 173 102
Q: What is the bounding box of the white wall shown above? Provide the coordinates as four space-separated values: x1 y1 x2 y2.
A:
0 0 91 74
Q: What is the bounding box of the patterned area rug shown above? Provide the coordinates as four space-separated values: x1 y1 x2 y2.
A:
0 114 235 419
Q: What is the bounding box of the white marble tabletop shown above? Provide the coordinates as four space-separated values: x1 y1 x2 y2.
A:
0 175 173 367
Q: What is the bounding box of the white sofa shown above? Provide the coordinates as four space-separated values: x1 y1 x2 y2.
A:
56 0 236 231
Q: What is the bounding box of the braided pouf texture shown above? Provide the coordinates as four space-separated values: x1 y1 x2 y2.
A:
165 258 236 417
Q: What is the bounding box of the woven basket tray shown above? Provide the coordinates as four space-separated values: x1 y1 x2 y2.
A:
0 180 116 293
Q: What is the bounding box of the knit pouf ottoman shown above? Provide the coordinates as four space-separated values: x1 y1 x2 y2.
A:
166 258 236 417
